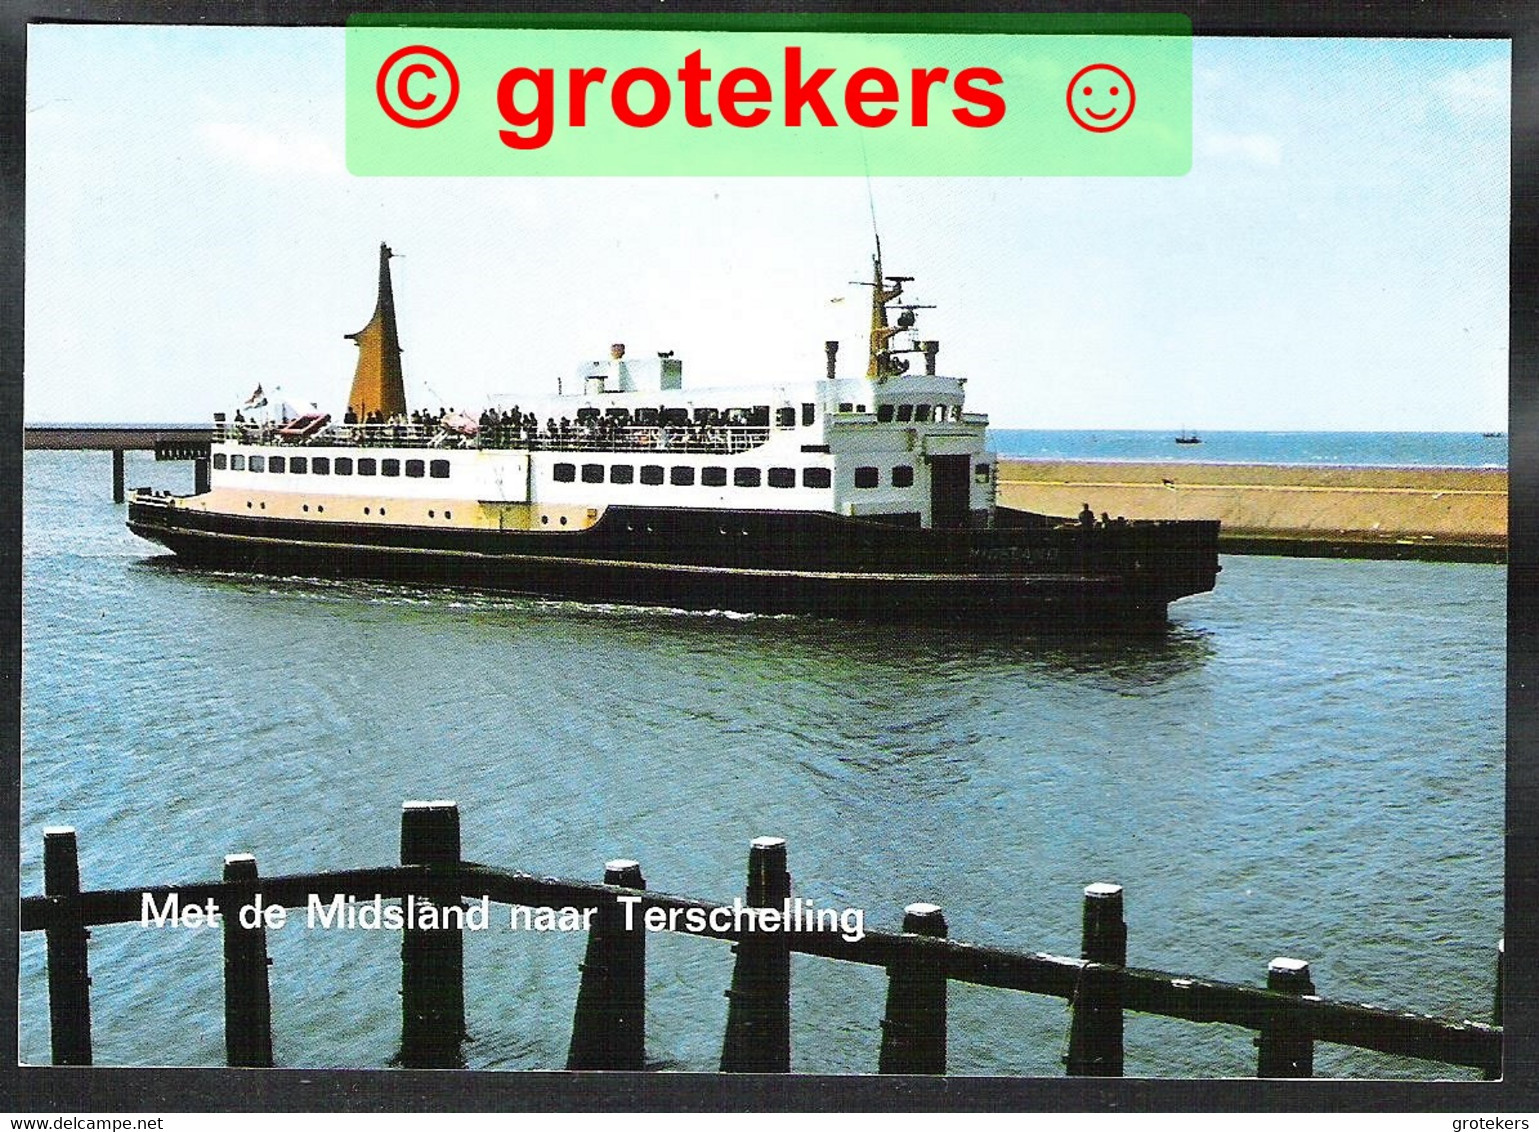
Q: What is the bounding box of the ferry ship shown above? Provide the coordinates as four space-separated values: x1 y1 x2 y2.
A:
127 244 1220 629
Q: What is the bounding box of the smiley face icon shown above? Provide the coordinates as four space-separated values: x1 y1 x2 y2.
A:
1067 63 1135 132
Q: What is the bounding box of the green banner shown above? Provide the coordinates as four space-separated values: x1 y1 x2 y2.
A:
346 14 1191 176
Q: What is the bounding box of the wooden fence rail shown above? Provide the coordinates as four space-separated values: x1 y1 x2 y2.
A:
21 802 1503 1076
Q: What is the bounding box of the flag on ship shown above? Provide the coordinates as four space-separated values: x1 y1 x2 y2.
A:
243 384 268 410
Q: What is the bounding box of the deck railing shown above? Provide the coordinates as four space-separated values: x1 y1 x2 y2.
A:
212 423 774 455
21 802 1503 1075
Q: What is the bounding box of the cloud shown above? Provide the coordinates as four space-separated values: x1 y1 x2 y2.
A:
200 121 344 177
1431 57 1509 117
1199 131 1283 167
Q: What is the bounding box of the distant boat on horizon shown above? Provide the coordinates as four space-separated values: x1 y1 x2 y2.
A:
1174 429 1202 445
1482 431 1504 438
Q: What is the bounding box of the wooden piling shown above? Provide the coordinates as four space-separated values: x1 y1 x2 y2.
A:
398 800 465 1068
720 836 792 1073
221 853 274 1067
878 902 948 1074
111 449 125 504
1065 882 1125 1077
566 859 647 1071
1256 957 1315 1077
43 827 92 1066
1486 938 1503 1079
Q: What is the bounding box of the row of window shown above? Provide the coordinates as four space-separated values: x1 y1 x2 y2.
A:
218 453 451 479
551 462 920 490
876 403 961 424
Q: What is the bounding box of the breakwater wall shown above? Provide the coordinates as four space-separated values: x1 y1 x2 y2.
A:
997 460 1507 562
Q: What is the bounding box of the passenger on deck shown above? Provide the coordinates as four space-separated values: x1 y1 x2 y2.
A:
1079 503 1095 528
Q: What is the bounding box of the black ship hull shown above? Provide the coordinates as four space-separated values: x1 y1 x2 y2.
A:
127 499 1219 631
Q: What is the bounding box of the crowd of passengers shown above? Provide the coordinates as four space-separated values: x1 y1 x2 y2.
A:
222 404 771 453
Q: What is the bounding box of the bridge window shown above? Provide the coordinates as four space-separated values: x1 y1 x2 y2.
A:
896 405 914 422
405 459 424 478
582 463 604 483
877 405 895 423
289 457 307 474
893 465 915 488
838 402 853 412
269 456 286 473
768 467 795 488
734 467 762 488
776 407 796 428
248 455 265 472
803 467 831 489
230 455 245 471
640 465 664 486
854 466 879 489
671 466 696 486
212 453 228 470
610 465 634 484
553 463 576 482
802 403 815 426
429 460 450 479
381 459 400 477
313 457 330 475
336 457 354 475
915 404 931 422
702 466 727 487
358 458 376 476
975 463 992 483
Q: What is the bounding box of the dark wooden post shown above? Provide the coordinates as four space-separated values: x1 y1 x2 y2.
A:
1065 882 1125 1077
878 902 948 1074
567 859 647 1070
1486 938 1503 1079
43 826 92 1065
222 853 274 1067
112 449 126 504
1256 957 1315 1077
720 836 792 1072
399 800 465 1068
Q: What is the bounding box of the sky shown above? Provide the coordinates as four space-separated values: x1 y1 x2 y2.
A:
23 25 1510 431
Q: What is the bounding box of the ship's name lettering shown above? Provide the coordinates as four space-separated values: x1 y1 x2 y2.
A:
498 47 1005 152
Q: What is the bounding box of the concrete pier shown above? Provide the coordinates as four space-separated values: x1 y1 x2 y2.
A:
998 460 1507 562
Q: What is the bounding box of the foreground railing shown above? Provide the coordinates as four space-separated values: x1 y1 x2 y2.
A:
21 802 1502 1076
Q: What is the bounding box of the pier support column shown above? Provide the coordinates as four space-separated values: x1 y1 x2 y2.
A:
43 827 92 1066
567 859 647 1070
1066 882 1125 1077
879 902 948 1074
112 449 125 504
222 853 274 1067
720 836 792 1072
399 800 466 1068
1256 957 1315 1077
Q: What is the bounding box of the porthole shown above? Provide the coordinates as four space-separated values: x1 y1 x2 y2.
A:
445 511 451 520
259 502 266 510
560 516 568 526
428 510 435 518
364 506 371 515
303 504 309 512
541 515 549 525
246 501 252 508
380 507 387 516
317 505 324 513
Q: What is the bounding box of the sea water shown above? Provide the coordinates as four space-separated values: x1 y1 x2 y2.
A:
18 447 1505 1077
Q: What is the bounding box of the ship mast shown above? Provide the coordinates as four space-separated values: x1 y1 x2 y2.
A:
860 236 932 381
345 242 408 420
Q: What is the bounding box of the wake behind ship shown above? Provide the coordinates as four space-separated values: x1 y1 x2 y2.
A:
127 244 1219 629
